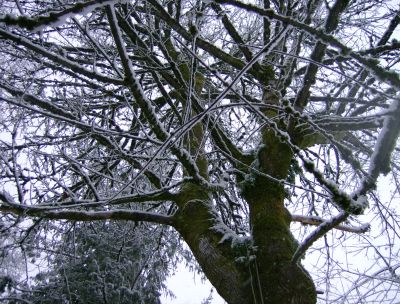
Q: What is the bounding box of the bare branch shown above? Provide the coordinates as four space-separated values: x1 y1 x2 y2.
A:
0 191 175 226
291 212 349 265
0 0 115 31
291 214 370 234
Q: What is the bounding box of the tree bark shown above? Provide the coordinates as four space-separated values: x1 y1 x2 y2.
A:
174 198 251 304
174 175 316 304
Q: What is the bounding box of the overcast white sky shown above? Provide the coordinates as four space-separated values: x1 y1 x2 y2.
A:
162 263 225 304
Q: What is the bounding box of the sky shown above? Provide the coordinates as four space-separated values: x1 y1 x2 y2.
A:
162 263 225 304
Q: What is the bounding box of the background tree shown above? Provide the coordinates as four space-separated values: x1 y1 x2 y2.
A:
3 220 178 304
0 0 399 303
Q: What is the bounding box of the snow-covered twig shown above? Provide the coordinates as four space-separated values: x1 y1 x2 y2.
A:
291 214 369 234
300 156 368 215
0 29 124 85
291 212 348 265
214 0 400 90
0 0 117 31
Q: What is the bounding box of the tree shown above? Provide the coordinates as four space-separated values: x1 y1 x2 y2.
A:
0 0 399 303
15 221 177 304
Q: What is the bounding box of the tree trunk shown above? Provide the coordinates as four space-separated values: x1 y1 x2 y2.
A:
174 198 251 304
174 179 317 304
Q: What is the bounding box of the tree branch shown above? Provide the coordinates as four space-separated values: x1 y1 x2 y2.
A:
105 4 207 185
291 214 369 234
0 29 124 85
0 191 174 226
0 0 115 31
291 212 348 265
214 0 400 89
0 204 175 226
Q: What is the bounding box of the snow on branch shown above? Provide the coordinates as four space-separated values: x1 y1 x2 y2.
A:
300 155 368 215
214 0 400 90
147 0 268 82
351 96 400 199
0 90 148 150
367 97 400 181
0 29 124 85
291 214 369 234
0 0 118 31
0 190 174 226
291 212 348 265
0 190 15 206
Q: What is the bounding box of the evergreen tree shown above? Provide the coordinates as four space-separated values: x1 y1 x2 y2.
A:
22 222 176 304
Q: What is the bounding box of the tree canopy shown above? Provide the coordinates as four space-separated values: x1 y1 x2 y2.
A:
0 0 399 303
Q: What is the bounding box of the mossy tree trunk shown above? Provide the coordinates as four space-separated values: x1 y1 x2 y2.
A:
173 123 316 303
173 150 317 303
168 35 317 304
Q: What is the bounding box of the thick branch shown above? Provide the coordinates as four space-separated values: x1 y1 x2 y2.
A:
358 98 400 194
147 0 273 82
0 204 174 226
210 3 254 62
300 156 367 214
293 0 349 111
0 0 115 31
0 191 174 226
